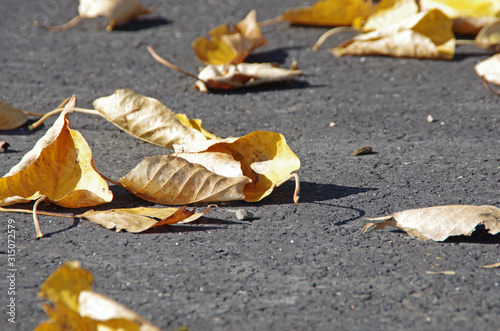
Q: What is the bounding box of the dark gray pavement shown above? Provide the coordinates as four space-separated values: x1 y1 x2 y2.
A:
1 1 499 330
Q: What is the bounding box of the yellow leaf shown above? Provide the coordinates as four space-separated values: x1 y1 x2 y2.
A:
176 114 219 140
333 9 455 60
194 63 303 92
193 10 268 65
361 0 419 31
93 89 214 148
35 0 153 32
282 0 373 27
34 302 97 331
120 154 252 205
176 131 301 203
0 99 28 130
79 206 209 233
363 205 500 241
420 0 500 34
38 261 94 312
0 97 113 208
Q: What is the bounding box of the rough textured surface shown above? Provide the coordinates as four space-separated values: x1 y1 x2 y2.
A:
1 1 499 330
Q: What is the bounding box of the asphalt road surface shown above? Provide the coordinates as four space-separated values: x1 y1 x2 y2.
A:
1 1 499 330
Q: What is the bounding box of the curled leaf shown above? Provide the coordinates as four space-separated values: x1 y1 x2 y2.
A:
282 0 373 26
79 206 209 233
332 9 455 60
363 205 500 241
475 20 500 50
474 54 500 95
35 0 153 31
0 99 28 130
93 89 214 148
193 10 268 65
0 97 113 208
120 154 252 205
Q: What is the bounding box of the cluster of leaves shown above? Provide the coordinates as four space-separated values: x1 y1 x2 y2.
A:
0 91 300 238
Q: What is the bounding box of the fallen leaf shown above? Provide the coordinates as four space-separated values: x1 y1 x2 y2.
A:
193 10 268 65
0 97 113 208
481 262 500 268
194 62 303 92
79 206 209 233
474 54 500 95
281 0 373 27
363 205 500 241
120 154 252 205
426 270 456 275
35 261 161 331
176 130 301 203
92 89 214 148
35 0 153 32
353 146 373 155
475 20 500 50
0 99 28 130
420 0 500 35
332 9 455 60
361 0 419 31
147 46 302 92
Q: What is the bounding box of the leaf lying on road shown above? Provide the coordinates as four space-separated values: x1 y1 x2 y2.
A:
120 154 252 205
79 206 209 233
35 261 161 331
475 21 500 50
362 205 500 241
93 89 214 148
0 99 28 130
420 0 500 35
147 46 302 92
193 10 268 65
35 0 153 32
361 0 419 31
0 97 112 208
332 9 455 60
281 0 372 26
474 54 500 95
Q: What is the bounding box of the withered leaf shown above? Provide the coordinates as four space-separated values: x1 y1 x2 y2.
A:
0 99 28 130
475 20 500 50
120 154 252 205
79 206 209 233
420 0 500 35
35 261 161 331
361 0 419 31
363 205 500 241
193 10 268 65
474 54 500 94
194 63 303 92
0 97 113 208
93 89 214 148
282 0 373 27
35 0 153 32
333 9 455 60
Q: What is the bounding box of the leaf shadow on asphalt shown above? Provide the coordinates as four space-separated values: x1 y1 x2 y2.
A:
444 225 500 244
247 45 308 64
114 16 171 32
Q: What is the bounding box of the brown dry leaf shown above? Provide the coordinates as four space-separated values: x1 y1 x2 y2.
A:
333 9 455 60
363 205 500 241
475 20 500 50
420 0 500 35
0 97 113 208
193 10 268 65
194 63 303 92
474 54 500 94
0 99 28 130
79 206 209 233
175 130 301 203
361 0 419 31
281 0 373 27
35 0 153 32
120 154 252 205
93 89 215 148
35 261 161 331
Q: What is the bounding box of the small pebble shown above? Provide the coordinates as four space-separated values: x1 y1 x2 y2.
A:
426 115 435 123
329 122 336 127
235 209 254 220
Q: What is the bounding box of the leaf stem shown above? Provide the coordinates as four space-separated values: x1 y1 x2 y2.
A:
480 75 500 95
33 196 45 238
29 107 100 130
312 27 360 52
455 39 477 46
34 15 84 32
258 15 285 27
0 206 75 218
275 173 300 205
146 46 202 81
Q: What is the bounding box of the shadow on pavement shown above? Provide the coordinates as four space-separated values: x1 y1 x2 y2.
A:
114 16 171 31
444 225 500 244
